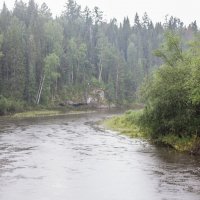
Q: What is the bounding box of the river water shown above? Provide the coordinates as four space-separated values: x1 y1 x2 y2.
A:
0 111 200 200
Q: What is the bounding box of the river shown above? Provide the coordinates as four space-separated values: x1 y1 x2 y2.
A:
0 111 200 200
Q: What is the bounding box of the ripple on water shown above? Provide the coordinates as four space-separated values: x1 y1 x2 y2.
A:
0 112 199 200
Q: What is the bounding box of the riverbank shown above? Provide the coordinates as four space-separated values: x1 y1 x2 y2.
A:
102 110 200 155
102 110 146 138
0 107 96 120
0 101 144 119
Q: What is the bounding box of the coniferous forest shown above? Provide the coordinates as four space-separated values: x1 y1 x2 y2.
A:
0 0 198 114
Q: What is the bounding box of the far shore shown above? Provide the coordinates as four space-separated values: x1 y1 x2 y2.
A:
0 108 97 120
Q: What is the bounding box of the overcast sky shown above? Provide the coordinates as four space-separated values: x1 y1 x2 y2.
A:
2 0 200 25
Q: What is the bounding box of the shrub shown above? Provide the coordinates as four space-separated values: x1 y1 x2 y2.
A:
139 33 200 138
0 95 25 115
0 95 8 115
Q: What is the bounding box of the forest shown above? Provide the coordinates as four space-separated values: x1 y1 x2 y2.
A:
0 0 198 114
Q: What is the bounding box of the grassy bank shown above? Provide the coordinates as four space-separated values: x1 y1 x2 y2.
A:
156 134 200 153
12 110 64 118
103 110 200 154
13 110 94 119
103 110 146 138
0 107 95 119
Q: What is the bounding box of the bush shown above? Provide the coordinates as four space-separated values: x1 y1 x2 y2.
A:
0 95 25 115
139 33 200 138
0 95 8 115
124 109 143 125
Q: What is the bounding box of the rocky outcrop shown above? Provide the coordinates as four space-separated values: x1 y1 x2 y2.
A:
59 88 114 109
87 88 105 105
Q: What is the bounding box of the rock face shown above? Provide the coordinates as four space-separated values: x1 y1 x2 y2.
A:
87 89 105 105
59 88 112 108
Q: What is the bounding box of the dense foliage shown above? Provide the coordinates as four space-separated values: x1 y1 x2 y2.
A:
0 0 198 114
140 32 200 138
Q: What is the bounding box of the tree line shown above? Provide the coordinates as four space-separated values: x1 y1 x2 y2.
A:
0 0 198 113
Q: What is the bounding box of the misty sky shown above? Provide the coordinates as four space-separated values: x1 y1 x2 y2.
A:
2 0 200 25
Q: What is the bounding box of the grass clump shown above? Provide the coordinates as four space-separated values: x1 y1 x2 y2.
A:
12 110 63 118
157 134 200 153
103 110 146 138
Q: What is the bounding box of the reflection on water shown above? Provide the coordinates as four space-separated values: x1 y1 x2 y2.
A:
0 111 200 200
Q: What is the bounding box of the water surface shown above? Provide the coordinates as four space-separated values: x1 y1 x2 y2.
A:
0 111 200 200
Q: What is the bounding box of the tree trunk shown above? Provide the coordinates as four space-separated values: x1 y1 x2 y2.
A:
98 58 102 82
115 64 119 100
36 75 45 105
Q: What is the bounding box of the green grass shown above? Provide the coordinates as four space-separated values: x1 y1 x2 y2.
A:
12 110 63 118
102 110 146 138
10 109 95 119
157 134 200 153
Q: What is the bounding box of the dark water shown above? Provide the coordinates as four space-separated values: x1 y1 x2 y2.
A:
0 111 200 200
